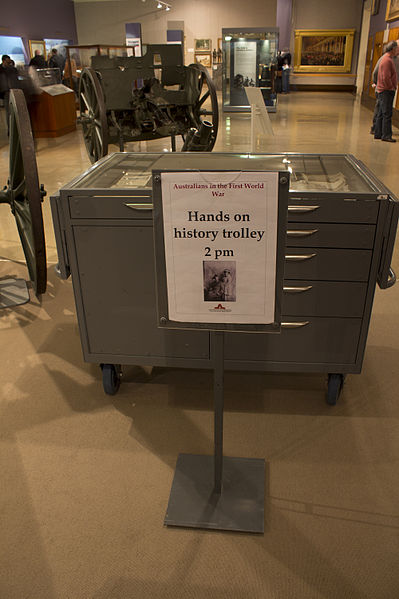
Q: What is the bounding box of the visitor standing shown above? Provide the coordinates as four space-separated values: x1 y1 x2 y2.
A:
29 50 47 69
48 48 65 78
374 40 398 143
0 54 19 135
281 48 292 94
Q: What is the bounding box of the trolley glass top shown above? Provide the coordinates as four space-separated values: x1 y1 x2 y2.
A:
68 152 380 194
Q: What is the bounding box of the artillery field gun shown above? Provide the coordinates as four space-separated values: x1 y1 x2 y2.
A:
0 89 46 305
78 44 219 163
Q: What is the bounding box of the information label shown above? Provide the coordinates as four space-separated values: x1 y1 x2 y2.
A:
234 41 257 86
160 171 279 325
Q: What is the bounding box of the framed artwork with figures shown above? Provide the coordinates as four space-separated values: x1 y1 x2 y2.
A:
386 0 399 22
294 29 355 74
195 52 211 68
195 39 211 52
29 40 46 59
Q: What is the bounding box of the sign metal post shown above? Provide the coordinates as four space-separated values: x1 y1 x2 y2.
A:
152 168 288 533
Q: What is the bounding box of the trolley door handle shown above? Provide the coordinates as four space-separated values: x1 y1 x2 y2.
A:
124 202 153 210
288 205 320 213
387 268 396 288
281 321 310 329
285 253 316 261
287 229 318 237
283 285 313 293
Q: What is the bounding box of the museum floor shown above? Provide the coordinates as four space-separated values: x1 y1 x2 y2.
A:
1 92 399 599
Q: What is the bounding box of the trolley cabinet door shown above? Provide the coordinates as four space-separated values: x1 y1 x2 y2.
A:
50 195 70 280
377 199 399 289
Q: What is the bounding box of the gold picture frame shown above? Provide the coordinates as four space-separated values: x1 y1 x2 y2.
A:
195 52 211 68
29 39 46 59
386 0 399 22
371 0 380 16
294 29 355 73
194 39 211 52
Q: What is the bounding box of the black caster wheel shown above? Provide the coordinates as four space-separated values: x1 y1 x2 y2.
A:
327 373 345 405
101 363 121 395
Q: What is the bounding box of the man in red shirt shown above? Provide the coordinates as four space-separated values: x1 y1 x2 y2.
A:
374 40 398 143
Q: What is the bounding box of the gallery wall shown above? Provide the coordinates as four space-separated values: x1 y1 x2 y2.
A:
74 0 277 61
0 0 78 54
369 0 399 36
290 0 364 88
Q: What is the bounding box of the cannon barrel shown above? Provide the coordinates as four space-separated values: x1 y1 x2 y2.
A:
182 120 214 152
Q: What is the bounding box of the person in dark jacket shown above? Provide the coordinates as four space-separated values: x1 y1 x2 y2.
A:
0 54 19 135
48 48 65 75
29 50 47 69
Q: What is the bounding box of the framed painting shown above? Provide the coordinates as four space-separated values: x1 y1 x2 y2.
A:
195 39 211 52
29 40 46 59
195 52 211 68
372 0 380 15
386 0 399 22
294 29 355 73
217 37 222 51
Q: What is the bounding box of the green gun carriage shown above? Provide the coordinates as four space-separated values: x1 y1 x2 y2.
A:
79 44 219 163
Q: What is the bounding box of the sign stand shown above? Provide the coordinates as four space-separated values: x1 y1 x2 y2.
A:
153 168 289 534
244 87 274 152
164 330 265 533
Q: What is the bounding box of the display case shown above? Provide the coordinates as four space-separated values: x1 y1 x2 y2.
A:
222 28 279 112
51 152 398 404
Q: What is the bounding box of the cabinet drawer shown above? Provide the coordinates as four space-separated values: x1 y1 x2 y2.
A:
69 194 153 219
224 317 361 364
288 198 379 223
282 281 367 317
286 223 375 249
284 248 372 281
73 225 209 359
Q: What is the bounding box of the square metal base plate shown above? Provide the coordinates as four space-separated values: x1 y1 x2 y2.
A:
0 278 30 308
165 454 265 533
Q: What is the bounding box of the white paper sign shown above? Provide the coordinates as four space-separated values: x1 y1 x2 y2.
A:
234 41 257 86
160 171 279 324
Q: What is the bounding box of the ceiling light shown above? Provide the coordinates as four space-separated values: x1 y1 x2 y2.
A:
165 5 170 9
157 2 162 7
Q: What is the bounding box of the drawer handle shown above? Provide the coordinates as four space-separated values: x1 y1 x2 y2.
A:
124 202 153 210
283 285 312 293
288 205 320 213
281 321 310 329
285 253 316 261
287 229 318 237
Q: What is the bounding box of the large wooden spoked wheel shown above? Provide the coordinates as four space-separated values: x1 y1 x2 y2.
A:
79 68 108 163
188 63 219 150
1 89 47 295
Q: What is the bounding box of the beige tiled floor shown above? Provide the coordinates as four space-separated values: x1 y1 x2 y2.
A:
1 92 399 599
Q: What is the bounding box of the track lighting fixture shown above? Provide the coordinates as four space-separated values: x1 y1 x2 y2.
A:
155 0 172 9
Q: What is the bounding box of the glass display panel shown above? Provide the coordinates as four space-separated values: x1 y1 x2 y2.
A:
222 29 279 111
69 153 378 194
33 67 61 86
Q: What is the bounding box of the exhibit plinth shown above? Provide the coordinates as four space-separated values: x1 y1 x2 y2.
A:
29 88 76 138
165 453 265 533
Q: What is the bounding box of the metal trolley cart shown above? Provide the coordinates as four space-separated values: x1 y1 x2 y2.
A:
50 152 398 404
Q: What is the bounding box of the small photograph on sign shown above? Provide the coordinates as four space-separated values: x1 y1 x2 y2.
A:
203 261 236 302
